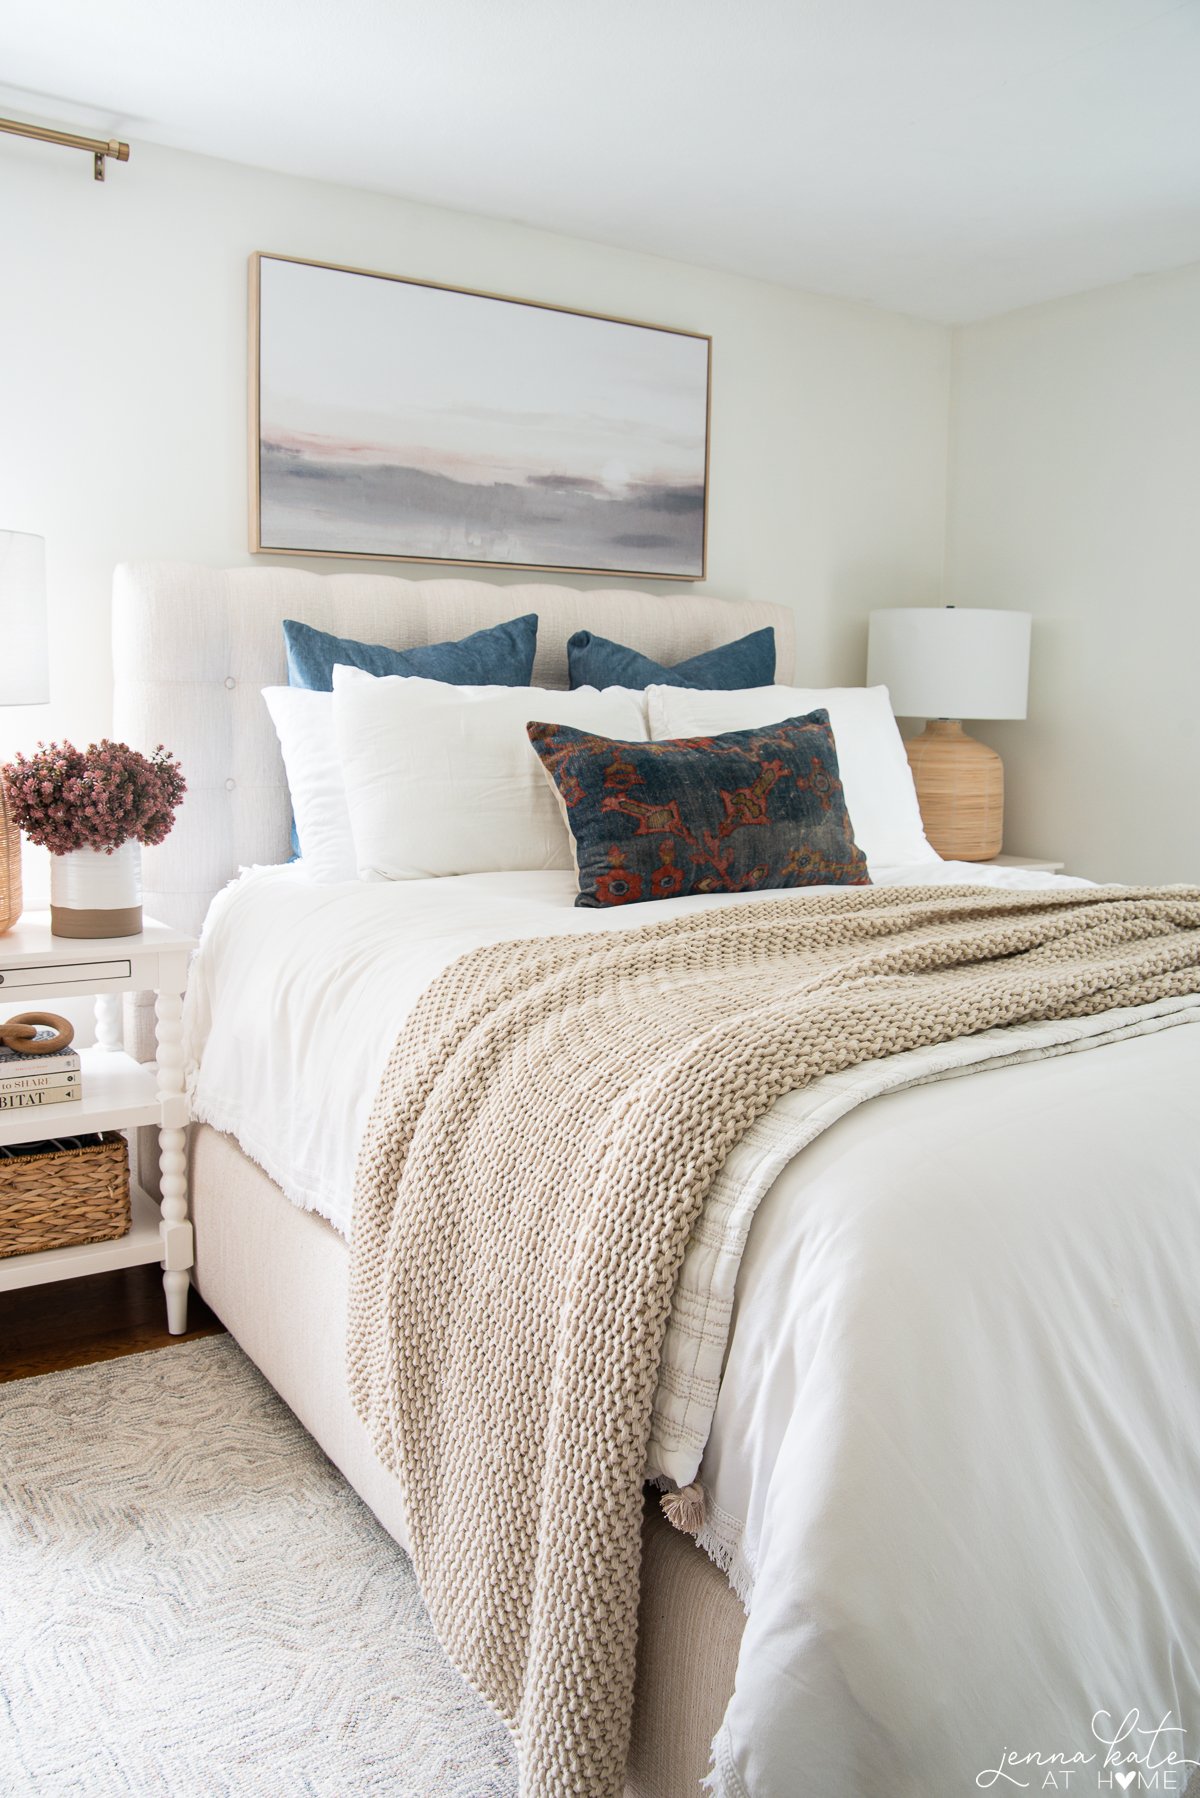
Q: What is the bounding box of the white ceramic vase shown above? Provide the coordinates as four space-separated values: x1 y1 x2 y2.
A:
49 841 143 939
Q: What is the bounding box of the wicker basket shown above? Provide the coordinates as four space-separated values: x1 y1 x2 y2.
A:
0 1132 131 1259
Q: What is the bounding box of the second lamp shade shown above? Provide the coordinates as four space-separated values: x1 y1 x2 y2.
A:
866 607 1030 721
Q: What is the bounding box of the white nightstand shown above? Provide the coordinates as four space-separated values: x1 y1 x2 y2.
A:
0 915 197 1332
983 854 1066 875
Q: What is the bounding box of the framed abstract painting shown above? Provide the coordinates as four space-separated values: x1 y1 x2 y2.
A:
249 252 711 580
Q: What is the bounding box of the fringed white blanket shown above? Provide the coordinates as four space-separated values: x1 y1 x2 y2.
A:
347 884 1200 1798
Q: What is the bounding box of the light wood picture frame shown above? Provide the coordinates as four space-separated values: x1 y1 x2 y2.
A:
248 253 711 581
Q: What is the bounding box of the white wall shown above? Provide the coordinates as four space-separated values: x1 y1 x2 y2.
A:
946 263 1200 883
5 130 1196 899
0 134 951 903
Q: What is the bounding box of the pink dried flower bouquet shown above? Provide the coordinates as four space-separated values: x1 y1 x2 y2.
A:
1 740 186 856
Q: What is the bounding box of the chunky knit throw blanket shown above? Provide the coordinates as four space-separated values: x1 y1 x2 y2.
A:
347 884 1200 1798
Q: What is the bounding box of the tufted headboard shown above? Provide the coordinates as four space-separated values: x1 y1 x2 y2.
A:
112 562 795 937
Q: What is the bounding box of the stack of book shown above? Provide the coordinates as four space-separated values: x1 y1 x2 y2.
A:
0 1030 82 1114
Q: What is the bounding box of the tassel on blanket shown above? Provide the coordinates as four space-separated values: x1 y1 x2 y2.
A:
660 1481 706 1535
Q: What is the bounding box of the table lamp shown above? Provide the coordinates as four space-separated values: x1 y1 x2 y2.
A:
1 531 51 932
867 605 1031 862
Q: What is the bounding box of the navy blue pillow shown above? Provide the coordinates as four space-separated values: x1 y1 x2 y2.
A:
283 613 538 692
566 627 775 692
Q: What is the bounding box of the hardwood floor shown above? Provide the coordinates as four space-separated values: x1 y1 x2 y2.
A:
0 1265 224 1382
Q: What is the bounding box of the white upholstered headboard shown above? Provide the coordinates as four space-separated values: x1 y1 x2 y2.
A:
112 563 796 936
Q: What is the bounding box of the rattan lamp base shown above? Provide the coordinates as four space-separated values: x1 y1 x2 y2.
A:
906 719 1004 862
1 782 21 933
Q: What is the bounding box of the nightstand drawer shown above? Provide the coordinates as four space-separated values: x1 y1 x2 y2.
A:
0 958 133 990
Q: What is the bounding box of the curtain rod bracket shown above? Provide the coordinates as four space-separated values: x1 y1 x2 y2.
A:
0 115 130 182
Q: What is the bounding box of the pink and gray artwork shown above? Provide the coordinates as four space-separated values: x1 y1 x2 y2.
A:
253 255 710 579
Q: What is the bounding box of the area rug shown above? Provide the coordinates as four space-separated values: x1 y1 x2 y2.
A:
0 1336 518 1797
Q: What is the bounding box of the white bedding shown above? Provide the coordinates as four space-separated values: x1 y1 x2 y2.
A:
183 858 1090 1241
184 863 1200 1796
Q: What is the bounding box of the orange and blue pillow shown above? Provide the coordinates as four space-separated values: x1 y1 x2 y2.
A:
527 711 869 907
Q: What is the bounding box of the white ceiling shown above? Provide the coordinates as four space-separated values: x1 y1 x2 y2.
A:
4 0 1200 322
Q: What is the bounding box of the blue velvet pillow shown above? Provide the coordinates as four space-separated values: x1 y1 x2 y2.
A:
283 613 538 691
527 711 869 907
566 627 775 692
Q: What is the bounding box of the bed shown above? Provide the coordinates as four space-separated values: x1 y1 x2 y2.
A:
112 563 1200 1798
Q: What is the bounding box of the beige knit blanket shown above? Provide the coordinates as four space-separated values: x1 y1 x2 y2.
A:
346 883 1200 1798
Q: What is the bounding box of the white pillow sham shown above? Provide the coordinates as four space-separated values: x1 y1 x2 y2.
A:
331 667 649 879
645 684 938 869
262 686 358 883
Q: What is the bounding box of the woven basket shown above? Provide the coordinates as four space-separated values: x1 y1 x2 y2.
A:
0 1132 131 1259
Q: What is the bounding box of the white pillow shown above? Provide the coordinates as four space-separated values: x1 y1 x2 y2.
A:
262 687 358 883
331 667 649 879
645 684 938 869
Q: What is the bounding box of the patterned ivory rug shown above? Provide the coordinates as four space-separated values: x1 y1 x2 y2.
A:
0 1336 518 1797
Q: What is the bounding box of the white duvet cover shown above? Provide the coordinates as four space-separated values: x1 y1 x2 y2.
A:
184 864 1200 1797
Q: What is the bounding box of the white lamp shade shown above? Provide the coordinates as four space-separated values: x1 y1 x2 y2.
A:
0 530 49 706
867 606 1030 721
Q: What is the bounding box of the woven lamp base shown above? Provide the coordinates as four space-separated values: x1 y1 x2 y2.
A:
1 782 21 934
906 719 1004 862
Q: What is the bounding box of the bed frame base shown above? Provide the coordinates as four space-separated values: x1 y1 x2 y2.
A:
188 1123 745 1798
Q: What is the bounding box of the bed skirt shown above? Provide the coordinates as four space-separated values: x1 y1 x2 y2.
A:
188 1123 745 1798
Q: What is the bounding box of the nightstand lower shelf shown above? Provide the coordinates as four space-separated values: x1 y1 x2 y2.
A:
0 912 197 1334
0 1183 166 1293
0 1047 161 1150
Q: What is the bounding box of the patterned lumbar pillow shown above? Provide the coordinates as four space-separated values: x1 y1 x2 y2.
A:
527 711 870 907
566 627 775 692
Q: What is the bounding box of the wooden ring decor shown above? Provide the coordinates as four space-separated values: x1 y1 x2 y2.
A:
0 1011 76 1055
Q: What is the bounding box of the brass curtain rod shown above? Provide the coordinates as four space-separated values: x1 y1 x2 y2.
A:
0 115 130 181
